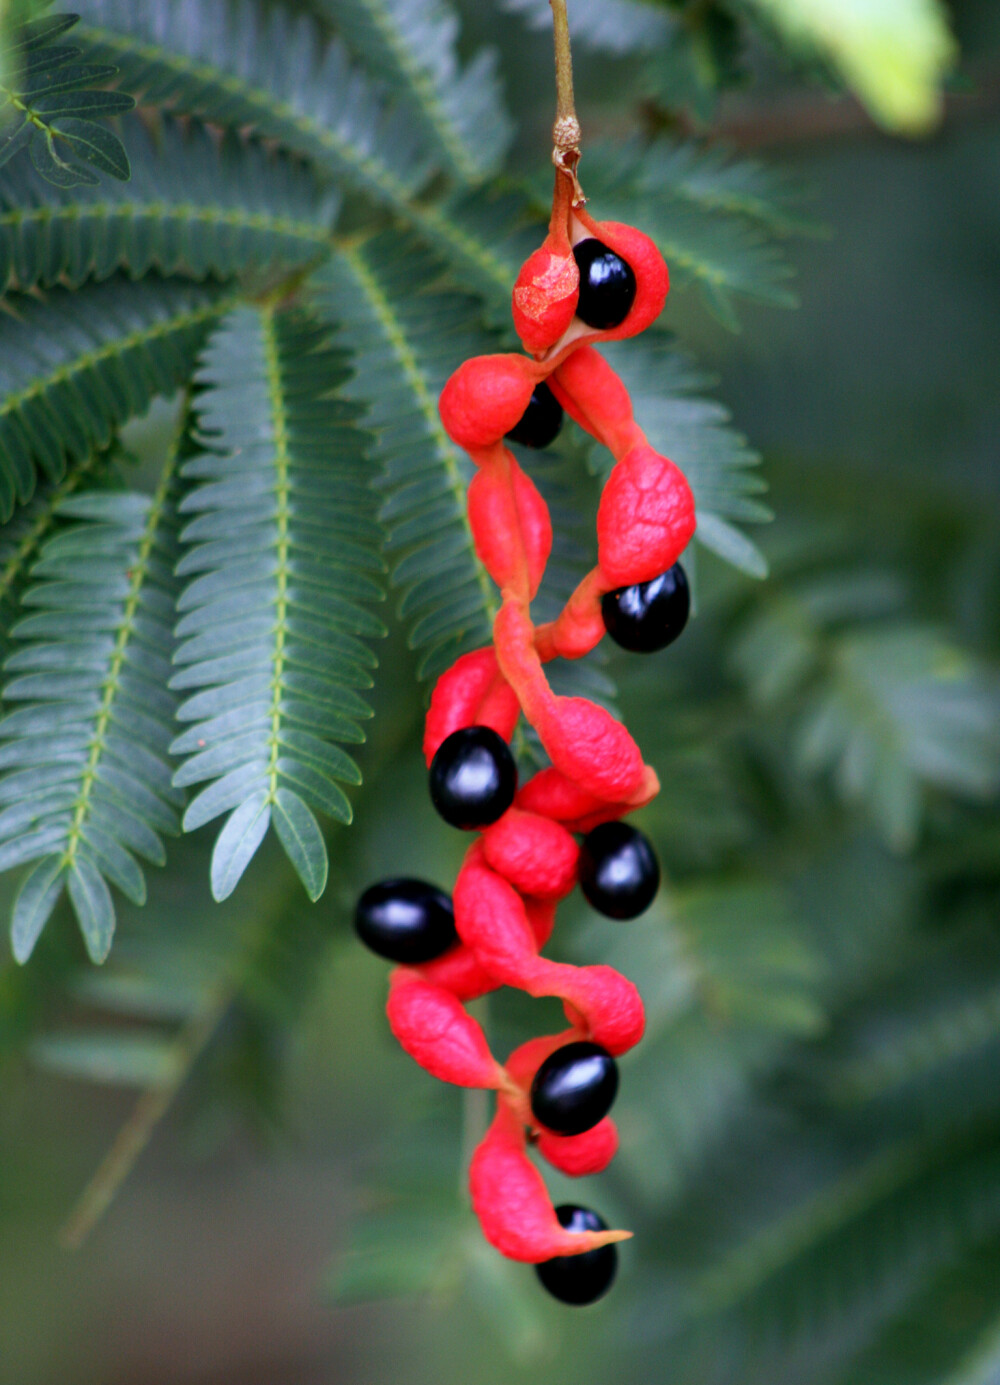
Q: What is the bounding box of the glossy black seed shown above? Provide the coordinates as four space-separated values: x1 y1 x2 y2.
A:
354 877 458 964
573 238 636 330
579 822 660 920
535 1205 618 1305
602 562 690 653
505 382 564 449
429 726 518 830
530 1040 619 1136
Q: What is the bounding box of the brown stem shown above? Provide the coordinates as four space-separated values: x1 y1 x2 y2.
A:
550 0 576 124
549 0 585 203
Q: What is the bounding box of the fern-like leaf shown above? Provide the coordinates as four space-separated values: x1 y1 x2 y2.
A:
735 582 1000 848
319 0 512 184
0 114 339 294
74 0 436 211
72 0 527 302
632 137 821 238
0 274 235 518
170 304 385 902
584 141 799 327
0 455 184 965
0 12 134 188
310 236 499 682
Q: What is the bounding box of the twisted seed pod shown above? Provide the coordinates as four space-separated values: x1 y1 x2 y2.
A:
378 176 696 1268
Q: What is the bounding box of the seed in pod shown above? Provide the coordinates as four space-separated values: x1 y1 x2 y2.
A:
579 822 660 920
573 239 637 331
429 726 518 830
530 1040 619 1136
505 382 564 450
535 1205 618 1305
602 562 690 653
354 878 458 964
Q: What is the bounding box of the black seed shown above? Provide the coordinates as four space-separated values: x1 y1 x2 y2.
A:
505 382 564 449
602 562 690 653
530 1040 619 1136
579 822 660 920
354 877 458 964
573 238 636 330
536 1205 618 1305
429 726 518 830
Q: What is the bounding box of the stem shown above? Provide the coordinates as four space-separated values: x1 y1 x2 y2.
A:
550 0 576 125
549 0 585 202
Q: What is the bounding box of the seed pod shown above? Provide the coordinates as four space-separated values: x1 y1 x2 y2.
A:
387 973 505 1088
537 1118 619 1177
423 648 520 764
597 443 696 588
481 808 580 900
439 355 537 451
469 1103 631 1262
467 453 553 599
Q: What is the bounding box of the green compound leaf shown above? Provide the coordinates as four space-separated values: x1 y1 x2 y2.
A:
171 304 385 901
0 114 340 295
71 0 520 304
0 453 184 965
733 575 1000 849
310 237 498 683
319 0 512 184
583 141 800 327
74 0 435 212
0 11 134 188
0 275 234 519
627 136 822 239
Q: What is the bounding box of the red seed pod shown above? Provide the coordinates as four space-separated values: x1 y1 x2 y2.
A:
550 346 643 457
467 453 553 599
597 443 697 588
411 942 499 1003
573 215 669 343
386 972 504 1088
542 696 647 803
512 176 580 355
469 1102 631 1261
453 854 539 984
537 1117 619 1177
525 897 558 950
439 355 537 451
556 962 646 1055
367 156 696 1276
423 648 520 764
534 567 610 663
506 955 644 1055
513 245 580 355
481 807 579 900
505 1031 578 1090
516 766 610 824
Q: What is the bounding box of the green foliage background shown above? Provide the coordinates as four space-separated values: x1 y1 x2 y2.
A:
0 1 997 1381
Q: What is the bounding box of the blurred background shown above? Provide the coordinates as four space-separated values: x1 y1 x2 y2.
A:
1 1 999 1382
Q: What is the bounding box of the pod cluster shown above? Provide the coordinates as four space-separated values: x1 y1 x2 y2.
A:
355 169 695 1305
